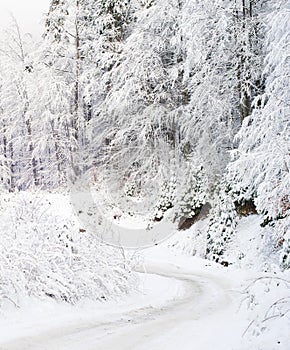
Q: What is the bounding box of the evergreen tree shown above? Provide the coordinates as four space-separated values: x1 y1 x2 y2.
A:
175 161 207 221
206 181 238 263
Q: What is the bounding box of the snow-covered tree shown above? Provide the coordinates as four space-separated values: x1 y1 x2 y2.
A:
206 181 238 263
87 0 185 217
232 0 266 122
175 161 207 221
228 1 290 260
0 20 39 190
178 0 239 187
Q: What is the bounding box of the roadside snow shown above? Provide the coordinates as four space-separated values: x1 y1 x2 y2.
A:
0 266 184 348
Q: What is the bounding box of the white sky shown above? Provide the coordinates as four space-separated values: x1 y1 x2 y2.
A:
0 0 50 39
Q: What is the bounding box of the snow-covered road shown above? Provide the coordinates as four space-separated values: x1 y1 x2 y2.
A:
94 261 235 350
0 249 242 350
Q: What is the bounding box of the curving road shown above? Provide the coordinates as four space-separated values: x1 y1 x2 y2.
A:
1 259 235 350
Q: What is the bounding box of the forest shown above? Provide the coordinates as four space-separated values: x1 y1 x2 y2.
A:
0 0 289 349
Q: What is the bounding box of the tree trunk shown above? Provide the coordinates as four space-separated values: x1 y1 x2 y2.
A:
74 0 80 143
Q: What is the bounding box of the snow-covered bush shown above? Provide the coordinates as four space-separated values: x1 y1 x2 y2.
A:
240 273 290 350
0 192 135 308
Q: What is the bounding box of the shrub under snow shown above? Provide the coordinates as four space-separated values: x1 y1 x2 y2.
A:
239 272 290 350
0 192 135 308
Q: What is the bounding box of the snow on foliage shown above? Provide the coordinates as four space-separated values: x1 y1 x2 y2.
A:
175 162 207 221
228 1 290 268
206 181 238 263
239 272 290 350
0 192 134 308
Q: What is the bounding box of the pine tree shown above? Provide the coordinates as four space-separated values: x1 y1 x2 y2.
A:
175 161 207 221
206 182 238 263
